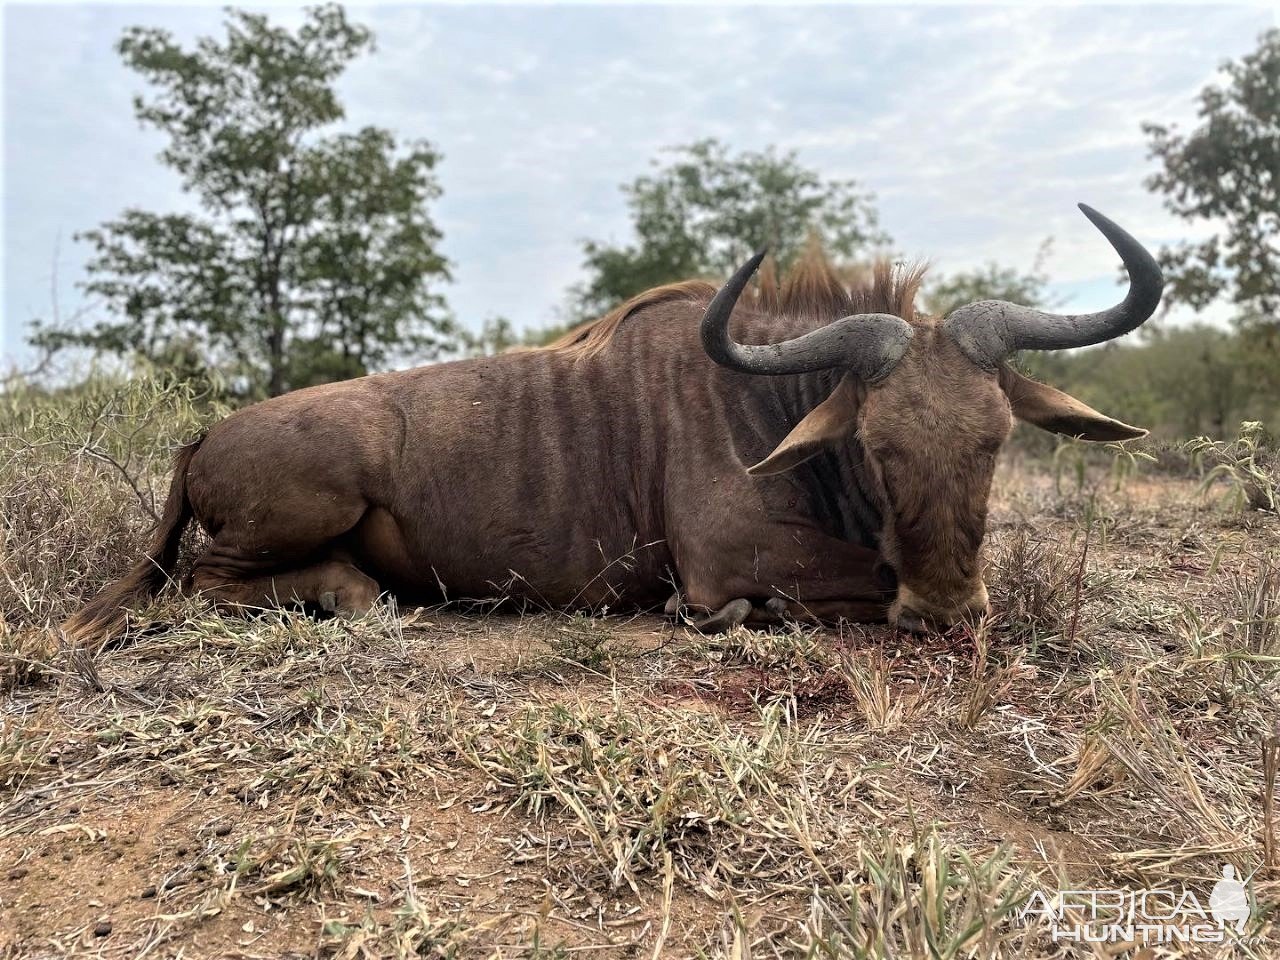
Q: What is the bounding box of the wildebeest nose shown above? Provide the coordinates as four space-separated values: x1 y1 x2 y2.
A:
894 588 989 634
895 609 929 634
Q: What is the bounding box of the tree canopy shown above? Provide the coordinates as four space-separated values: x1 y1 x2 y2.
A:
924 240 1056 317
1143 29 1279 330
31 5 452 397
570 139 887 320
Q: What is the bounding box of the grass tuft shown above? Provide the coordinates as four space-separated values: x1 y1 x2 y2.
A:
2 382 1278 956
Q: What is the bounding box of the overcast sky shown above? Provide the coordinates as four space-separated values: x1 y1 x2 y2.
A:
2 2 1275 371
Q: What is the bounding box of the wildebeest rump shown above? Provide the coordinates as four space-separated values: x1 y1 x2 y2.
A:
65 204 1162 642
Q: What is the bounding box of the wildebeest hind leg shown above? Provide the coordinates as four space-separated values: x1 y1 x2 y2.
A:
189 486 381 616
193 557 381 617
189 514 378 619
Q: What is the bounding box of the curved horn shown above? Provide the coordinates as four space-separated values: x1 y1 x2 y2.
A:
701 251 914 382
943 204 1164 368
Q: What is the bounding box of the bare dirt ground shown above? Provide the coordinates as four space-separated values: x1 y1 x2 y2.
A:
3 452 1280 958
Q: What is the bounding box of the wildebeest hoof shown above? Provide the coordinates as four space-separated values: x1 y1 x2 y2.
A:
764 597 789 619
318 590 339 613
689 598 752 633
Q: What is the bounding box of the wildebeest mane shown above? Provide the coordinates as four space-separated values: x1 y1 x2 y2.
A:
548 244 927 360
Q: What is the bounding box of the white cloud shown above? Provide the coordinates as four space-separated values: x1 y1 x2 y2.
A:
3 3 1273 367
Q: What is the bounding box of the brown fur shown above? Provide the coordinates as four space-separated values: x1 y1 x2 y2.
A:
65 244 1141 643
547 280 718 359
548 252 927 361
763 245 925 323
856 328 1011 626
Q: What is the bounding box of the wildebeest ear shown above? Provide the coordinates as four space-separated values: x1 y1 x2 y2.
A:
747 374 861 476
998 365 1146 441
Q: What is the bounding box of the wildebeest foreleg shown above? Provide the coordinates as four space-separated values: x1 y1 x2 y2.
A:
678 528 891 627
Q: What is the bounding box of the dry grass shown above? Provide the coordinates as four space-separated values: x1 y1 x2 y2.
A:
2 378 1279 957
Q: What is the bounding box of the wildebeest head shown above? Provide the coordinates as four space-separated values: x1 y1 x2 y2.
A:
701 204 1163 631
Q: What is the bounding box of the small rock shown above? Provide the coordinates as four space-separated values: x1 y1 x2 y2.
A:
140 885 156 899
8 867 28 881
213 823 232 837
93 921 112 937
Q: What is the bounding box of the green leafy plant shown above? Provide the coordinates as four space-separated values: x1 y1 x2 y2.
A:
1188 420 1277 512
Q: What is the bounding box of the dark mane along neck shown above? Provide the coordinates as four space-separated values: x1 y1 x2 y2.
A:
727 246 929 551
533 246 922 549
745 358 884 549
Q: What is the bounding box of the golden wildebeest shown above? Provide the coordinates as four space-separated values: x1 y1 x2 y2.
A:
66 203 1161 642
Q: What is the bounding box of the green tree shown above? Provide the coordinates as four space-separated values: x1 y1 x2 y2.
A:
572 139 886 319
31 5 452 397
1018 326 1264 440
924 240 1056 317
459 315 580 355
460 316 520 357
1143 29 1279 331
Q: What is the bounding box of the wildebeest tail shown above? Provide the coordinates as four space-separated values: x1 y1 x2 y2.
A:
62 436 203 647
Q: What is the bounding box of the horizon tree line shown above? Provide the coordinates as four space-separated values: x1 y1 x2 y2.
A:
18 6 1278 436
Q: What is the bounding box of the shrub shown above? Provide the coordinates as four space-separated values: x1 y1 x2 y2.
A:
0 375 223 638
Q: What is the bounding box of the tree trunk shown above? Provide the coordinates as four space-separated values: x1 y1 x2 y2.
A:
267 316 286 397
263 220 287 397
